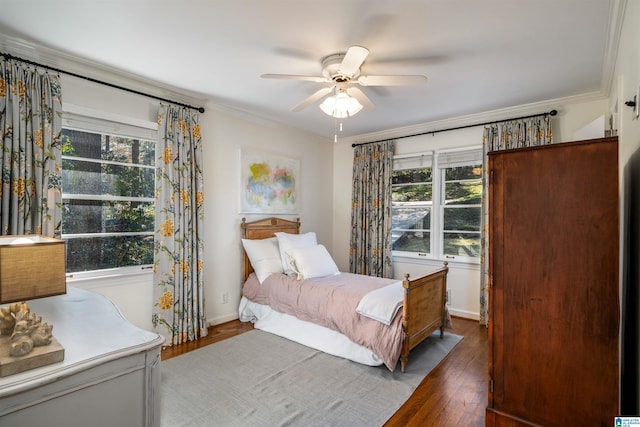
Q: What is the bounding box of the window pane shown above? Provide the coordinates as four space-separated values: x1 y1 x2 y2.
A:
392 168 432 254
393 230 430 252
392 183 432 202
63 160 154 198
392 168 432 184
62 160 101 194
64 235 154 273
62 129 102 160
103 163 154 198
444 180 481 205
392 206 430 253
443 232 480 257
392 206 431 230
392 149 482 260
444 165 482 181
62 126 156 273
63 200 154 234
443 207 481 231
62 129 155 166
104 137 155 166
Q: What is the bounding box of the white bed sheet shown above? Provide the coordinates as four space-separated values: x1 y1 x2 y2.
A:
239 296 383 367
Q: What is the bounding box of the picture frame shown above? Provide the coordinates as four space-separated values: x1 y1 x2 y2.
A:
239 147 300 214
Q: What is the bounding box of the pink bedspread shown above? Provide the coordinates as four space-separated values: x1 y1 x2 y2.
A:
242 272 406 371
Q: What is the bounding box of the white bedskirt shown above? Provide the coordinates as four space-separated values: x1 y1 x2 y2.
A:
239 296 383 367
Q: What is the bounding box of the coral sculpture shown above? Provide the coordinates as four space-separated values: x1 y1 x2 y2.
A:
0 302 53 357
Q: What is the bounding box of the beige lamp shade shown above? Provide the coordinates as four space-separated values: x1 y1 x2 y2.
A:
0 235 67 304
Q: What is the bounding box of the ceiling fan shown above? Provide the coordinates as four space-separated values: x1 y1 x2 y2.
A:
261 45 427 118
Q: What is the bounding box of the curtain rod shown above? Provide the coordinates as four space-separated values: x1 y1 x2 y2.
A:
0 51 205 113
352 109 557 147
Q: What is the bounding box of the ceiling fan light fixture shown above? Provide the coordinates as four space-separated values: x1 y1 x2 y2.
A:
319 92 363 118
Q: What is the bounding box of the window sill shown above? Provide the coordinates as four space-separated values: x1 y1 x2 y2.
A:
67 266 153 289
392 252 480 270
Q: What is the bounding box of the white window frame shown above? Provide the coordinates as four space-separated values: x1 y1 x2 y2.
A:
391 152 435 257
392 145 482 265
61 104 158 279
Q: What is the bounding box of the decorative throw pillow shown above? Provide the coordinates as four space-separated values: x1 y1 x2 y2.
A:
274 231 317 275
286 244 340 280
241 237 283 284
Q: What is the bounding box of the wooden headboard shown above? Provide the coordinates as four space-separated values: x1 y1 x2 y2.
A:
240 217 300 282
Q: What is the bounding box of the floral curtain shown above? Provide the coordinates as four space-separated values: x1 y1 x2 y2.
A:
479 115 553 325
152 104 207 345
0 59 62 237
349 140 394 278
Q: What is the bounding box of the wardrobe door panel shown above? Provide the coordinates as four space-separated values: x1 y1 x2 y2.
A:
487 137 619 426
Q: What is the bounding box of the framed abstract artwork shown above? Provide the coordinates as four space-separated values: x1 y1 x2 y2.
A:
239 147 300 214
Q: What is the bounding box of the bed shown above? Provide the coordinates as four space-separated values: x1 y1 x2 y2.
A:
238 216 449 372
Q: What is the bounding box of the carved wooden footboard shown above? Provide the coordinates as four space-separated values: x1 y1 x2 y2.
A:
400 263 449 373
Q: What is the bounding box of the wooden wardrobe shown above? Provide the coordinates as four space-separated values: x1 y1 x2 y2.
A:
485 137 619 426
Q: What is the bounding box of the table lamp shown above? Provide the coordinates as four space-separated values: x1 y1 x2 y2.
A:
0 235 66 376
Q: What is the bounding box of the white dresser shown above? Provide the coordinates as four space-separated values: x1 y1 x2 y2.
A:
0 286 164 427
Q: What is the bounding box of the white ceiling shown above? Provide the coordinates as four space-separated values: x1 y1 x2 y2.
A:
0 0 619 140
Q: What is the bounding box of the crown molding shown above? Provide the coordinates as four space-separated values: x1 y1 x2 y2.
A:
340 91 608 145
342 0 625 146
0 33 207 108
601 0 627 96
0 33 328 135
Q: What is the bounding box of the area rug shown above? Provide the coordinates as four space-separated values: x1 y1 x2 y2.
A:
160 329 462 427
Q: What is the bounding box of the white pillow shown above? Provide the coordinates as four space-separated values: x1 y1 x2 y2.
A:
275 231 317 275
286 244 339 280
241 237 283 284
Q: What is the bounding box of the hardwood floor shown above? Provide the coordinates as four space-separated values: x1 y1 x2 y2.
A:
384 317 488 427
161 316 488 427
161 320 254 361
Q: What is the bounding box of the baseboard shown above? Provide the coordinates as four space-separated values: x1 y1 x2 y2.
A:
448 307 480 321
207 314 240 326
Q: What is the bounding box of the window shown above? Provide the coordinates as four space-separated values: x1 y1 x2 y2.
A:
391 148 482 262
391 154 433 254
61 109 157 274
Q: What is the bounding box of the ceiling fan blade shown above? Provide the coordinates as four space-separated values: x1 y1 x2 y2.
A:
261 73 328 83
292 87 333 111
339 46 370 77
347 87 375 110
357 75 428 86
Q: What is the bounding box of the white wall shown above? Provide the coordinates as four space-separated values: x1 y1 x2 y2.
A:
50 0 640 409
62 75 334 331
332 98 609 320
201 105 333 325
610 0 640 413
62 74 159 330
59 30 618 332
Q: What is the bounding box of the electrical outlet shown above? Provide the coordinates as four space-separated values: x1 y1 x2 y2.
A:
446 290 451 305
221 292 229 304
